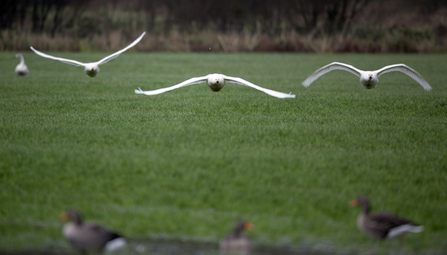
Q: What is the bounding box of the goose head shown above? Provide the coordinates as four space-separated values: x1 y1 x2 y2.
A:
351 195 371 213
60 208 83 225
84 64 99 77
359 72 378 89
207 74 225 91
232 221 254 237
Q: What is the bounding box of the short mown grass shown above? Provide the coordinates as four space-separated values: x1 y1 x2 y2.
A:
1 52 446 254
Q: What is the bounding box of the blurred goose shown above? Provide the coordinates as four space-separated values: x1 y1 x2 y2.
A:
135 73 295 98
302 62 432 91
60 208 126 253
30 32 145 77
351 196 423 240
15 53 29 76
219 221 254 254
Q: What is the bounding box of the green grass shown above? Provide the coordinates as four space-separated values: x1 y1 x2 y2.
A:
1 52 447 254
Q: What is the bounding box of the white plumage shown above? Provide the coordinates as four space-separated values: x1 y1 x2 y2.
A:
103 237 127 251
15 53 29 76
30 32 145 77
302 62 432 91
387 224 424 239
135 73 295 98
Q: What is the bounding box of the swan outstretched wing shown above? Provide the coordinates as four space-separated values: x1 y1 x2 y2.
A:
30 46 85 67
302 62 362 87
135 76 209 95
224 75 295 98
96 32 146 65
377 64 432 91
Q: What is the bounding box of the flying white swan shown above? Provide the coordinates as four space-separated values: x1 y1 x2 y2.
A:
30 32 146 77
15 53 29 76
135 73 296 98
302 62 432 91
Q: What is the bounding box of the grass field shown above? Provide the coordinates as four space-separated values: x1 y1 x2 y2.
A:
1 51 447 254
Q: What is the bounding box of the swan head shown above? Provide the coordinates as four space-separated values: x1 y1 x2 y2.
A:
84 65 99 77
360 72 378 89
207 74 225 92
15 53 23 58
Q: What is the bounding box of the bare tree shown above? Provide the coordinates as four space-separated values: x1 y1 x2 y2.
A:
291 0 368 35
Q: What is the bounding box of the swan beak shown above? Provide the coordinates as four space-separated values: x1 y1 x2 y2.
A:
91 67 94 71
369 74 372 80
216 79 219 84
350 198 359 207
244 222 254 231
60 213 69 221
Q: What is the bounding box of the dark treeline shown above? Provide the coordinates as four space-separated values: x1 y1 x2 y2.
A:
0 0 371 34
1 0 447 52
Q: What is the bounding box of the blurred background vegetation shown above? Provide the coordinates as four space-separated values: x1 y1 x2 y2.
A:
1 0 447 52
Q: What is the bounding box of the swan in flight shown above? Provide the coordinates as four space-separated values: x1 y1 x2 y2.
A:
302 62 431 91
135 73 295 98
15 53 29 76
30 32 146 77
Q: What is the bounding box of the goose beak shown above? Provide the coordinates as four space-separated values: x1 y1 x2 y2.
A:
244 222 254 231
350 198 359 207
60 213 69 221
369 74 372 80
91 67 94 71
216 79 219 84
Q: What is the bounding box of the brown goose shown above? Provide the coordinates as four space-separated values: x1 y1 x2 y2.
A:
60 208 126 253
351 196 423 240
219 221 254 254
